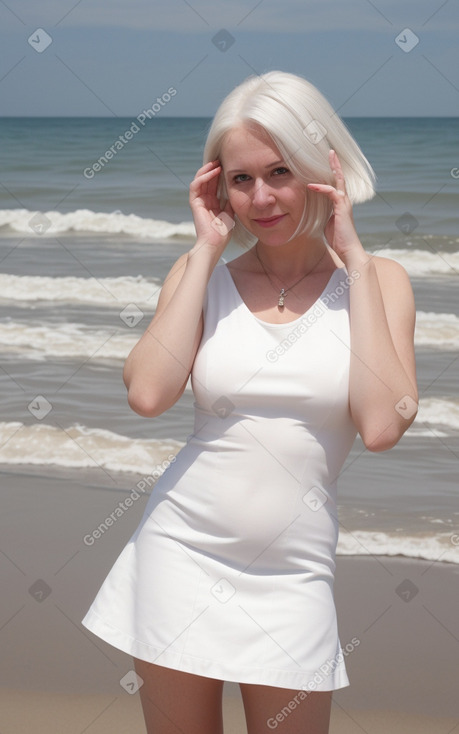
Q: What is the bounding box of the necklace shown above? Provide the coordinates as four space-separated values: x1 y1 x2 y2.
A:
254 244 327 308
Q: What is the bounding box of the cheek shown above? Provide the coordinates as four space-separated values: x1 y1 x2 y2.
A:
227 187 252 214
280 183 306 205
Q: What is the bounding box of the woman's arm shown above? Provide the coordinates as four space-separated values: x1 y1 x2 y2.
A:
308 150 418 451
123 160 234 417
343 251 418 451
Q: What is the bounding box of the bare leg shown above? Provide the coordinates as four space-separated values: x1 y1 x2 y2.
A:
134 658 224 734
240 683 332 734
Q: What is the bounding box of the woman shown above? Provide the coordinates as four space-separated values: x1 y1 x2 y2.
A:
83 71 418 733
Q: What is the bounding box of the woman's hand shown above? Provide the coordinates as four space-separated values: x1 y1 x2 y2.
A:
307 150 368 266
189 160 235 255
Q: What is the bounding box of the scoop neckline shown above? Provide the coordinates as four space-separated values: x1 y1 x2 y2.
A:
222 263 344 328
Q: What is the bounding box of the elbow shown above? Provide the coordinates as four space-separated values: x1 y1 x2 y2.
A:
126 379 186 418
363 431 401 453
361 416 417 453
123 363 163 417
126 386 164 418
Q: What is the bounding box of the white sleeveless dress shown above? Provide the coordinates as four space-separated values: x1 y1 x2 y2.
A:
82 262 357 691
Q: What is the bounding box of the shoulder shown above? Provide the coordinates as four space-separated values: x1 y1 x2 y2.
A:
370 253 409 280
369 254 413 297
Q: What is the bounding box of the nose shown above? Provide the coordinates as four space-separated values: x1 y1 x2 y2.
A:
251 178 276 209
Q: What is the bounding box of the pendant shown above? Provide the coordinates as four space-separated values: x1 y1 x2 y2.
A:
278 288 285 308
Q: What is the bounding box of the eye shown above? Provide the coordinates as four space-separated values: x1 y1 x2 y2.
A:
273 166 289 176
233 173 251 183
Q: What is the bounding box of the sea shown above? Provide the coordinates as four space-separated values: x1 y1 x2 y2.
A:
0 116 458 565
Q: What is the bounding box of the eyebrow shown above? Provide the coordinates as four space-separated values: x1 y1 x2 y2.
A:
226 160 285 174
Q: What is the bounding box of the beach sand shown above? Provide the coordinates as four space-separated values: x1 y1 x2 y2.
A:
1 467 458 732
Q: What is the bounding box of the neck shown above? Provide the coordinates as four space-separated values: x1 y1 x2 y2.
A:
254 236 328 280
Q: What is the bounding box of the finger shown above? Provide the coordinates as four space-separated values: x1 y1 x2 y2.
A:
194 160 220 177
329 149 346 194
192 163 221 183
190 164 221 194
307 183 344 198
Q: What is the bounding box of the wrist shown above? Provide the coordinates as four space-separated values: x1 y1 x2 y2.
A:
188 240 223 270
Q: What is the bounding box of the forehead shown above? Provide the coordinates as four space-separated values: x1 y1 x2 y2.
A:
220 124 282 168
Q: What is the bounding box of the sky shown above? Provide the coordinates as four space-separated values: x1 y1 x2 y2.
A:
0 0 458 116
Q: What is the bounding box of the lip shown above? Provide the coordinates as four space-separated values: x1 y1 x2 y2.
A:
253 214 286 228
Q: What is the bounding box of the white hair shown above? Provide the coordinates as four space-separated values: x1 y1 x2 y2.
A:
203 70 376 246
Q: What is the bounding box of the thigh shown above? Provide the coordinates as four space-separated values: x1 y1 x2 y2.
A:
134 658 225 734
240 683 332 734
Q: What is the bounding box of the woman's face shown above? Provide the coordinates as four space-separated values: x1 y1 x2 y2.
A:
220 123 307 247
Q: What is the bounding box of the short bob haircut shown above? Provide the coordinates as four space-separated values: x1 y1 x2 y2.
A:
203 71 376 247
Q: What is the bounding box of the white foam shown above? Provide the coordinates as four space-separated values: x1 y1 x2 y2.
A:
0 420 456 565
415 311 459 349
2 313 459 363
0 422 184 475
0 321 138 361
0 274 161 307
0 209 458 274
337 529 459 565
0 208 196 240
408 397 459 437
376 248 459 276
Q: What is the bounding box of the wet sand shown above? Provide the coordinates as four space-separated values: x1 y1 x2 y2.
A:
1 467 458 732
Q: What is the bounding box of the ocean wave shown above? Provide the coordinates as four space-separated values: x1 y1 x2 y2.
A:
337 529 459 565
1 208 458 269
0 401 457 478
0 274 161 307
0 320 138 361
1 311 457 361
0 208 196 240
0 422 184 476
415 311 459 349
377 248 459 276
408 397 459 437
0 421 457 565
